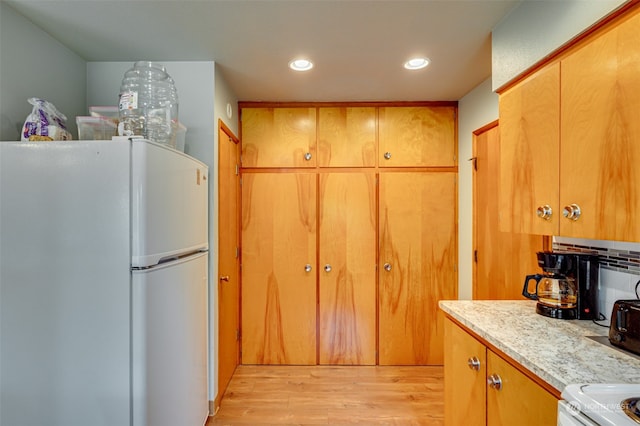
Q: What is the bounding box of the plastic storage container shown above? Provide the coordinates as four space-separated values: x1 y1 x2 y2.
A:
118 61 178 147
89 106 119 123
76 116 118 140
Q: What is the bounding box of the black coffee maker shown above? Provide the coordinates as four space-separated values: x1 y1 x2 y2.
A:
522 251 599 320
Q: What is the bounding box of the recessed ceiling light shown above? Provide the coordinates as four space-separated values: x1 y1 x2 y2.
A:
289 58 314 72
404 57 430 70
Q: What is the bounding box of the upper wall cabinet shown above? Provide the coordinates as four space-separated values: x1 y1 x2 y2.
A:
560 10 640 241
499 63 560 236
378 106 456 167
499 6 640 242
241 107 317 168
317 107 376 167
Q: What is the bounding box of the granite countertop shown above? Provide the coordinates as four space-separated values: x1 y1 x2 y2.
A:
439 300 640 392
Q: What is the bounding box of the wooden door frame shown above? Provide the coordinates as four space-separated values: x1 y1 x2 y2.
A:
215 119 240 412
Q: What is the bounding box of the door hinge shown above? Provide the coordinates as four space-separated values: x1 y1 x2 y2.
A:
236 329 241 341
468 157 477 171
474 250 478 263
235 246 239 259
235 164 239 176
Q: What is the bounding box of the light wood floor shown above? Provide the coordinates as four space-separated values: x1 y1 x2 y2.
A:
207 365 444 425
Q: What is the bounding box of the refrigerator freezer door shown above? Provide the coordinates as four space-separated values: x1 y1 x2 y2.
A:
131 251 209 426
131 140 209 268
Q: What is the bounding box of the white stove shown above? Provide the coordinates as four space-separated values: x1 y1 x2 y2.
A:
559 384 640 425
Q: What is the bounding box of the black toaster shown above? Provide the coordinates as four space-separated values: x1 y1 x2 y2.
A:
609 299 640 356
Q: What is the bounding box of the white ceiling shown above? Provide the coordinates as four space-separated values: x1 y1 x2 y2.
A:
5 0 519 102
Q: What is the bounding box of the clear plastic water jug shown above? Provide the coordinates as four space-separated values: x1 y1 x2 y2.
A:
118 61 178 147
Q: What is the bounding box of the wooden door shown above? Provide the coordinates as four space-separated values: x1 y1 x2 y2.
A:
473 122 547 300
217 124 241 400
318 172 376 365
317 107 376 167
241 107 316 168
499 63 560 235
486 351 557 426
241 172 317 364
379 172 457 365
444 319 486 426
560 11 640 242
378 106 456 167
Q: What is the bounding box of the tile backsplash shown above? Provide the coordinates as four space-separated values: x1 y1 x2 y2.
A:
553 236 640 323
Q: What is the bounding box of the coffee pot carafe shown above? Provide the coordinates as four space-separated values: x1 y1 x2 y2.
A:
522 273 578 318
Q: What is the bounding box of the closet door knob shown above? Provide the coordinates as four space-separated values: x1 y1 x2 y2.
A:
383 263 392 272
304 152 312 161
305 264 312 273
324 264 332 273
384 152 392 160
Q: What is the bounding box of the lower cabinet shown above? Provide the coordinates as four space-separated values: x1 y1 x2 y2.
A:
444 318 557 426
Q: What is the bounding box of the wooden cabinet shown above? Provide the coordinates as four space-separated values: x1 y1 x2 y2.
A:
486 351 557 426
499 8 640 242
560 10 640 241
241 172 317 364
317 107 376 167
240 104 458 365
241 107 316 168
319 172 376 365
444 317 485 426
499 63 559 236
444 318 557 426
379 106 456 167
379 173 457 365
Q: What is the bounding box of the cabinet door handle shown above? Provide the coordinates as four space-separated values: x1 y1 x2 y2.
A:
467 356 481 371
383 263 392 272
487 374 502 391
219 276 230 282
305 264 312 273
536 205 553 220
304 152 312 161
324 264 332 273
384 152 392 160
563 204 581 221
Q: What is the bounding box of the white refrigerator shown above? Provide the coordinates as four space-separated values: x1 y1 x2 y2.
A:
0 137 209 426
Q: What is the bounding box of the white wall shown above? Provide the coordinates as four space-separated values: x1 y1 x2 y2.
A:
492 0 625 90
457 78 499 300
0 2 86 140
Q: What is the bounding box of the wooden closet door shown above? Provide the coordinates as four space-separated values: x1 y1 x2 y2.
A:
379 172 457 365
319 172 376 365
241 107 317 168
317 107 376 167
241 172 317 364
378 106 456 167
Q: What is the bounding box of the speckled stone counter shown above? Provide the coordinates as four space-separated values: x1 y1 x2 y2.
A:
439 300 640 392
